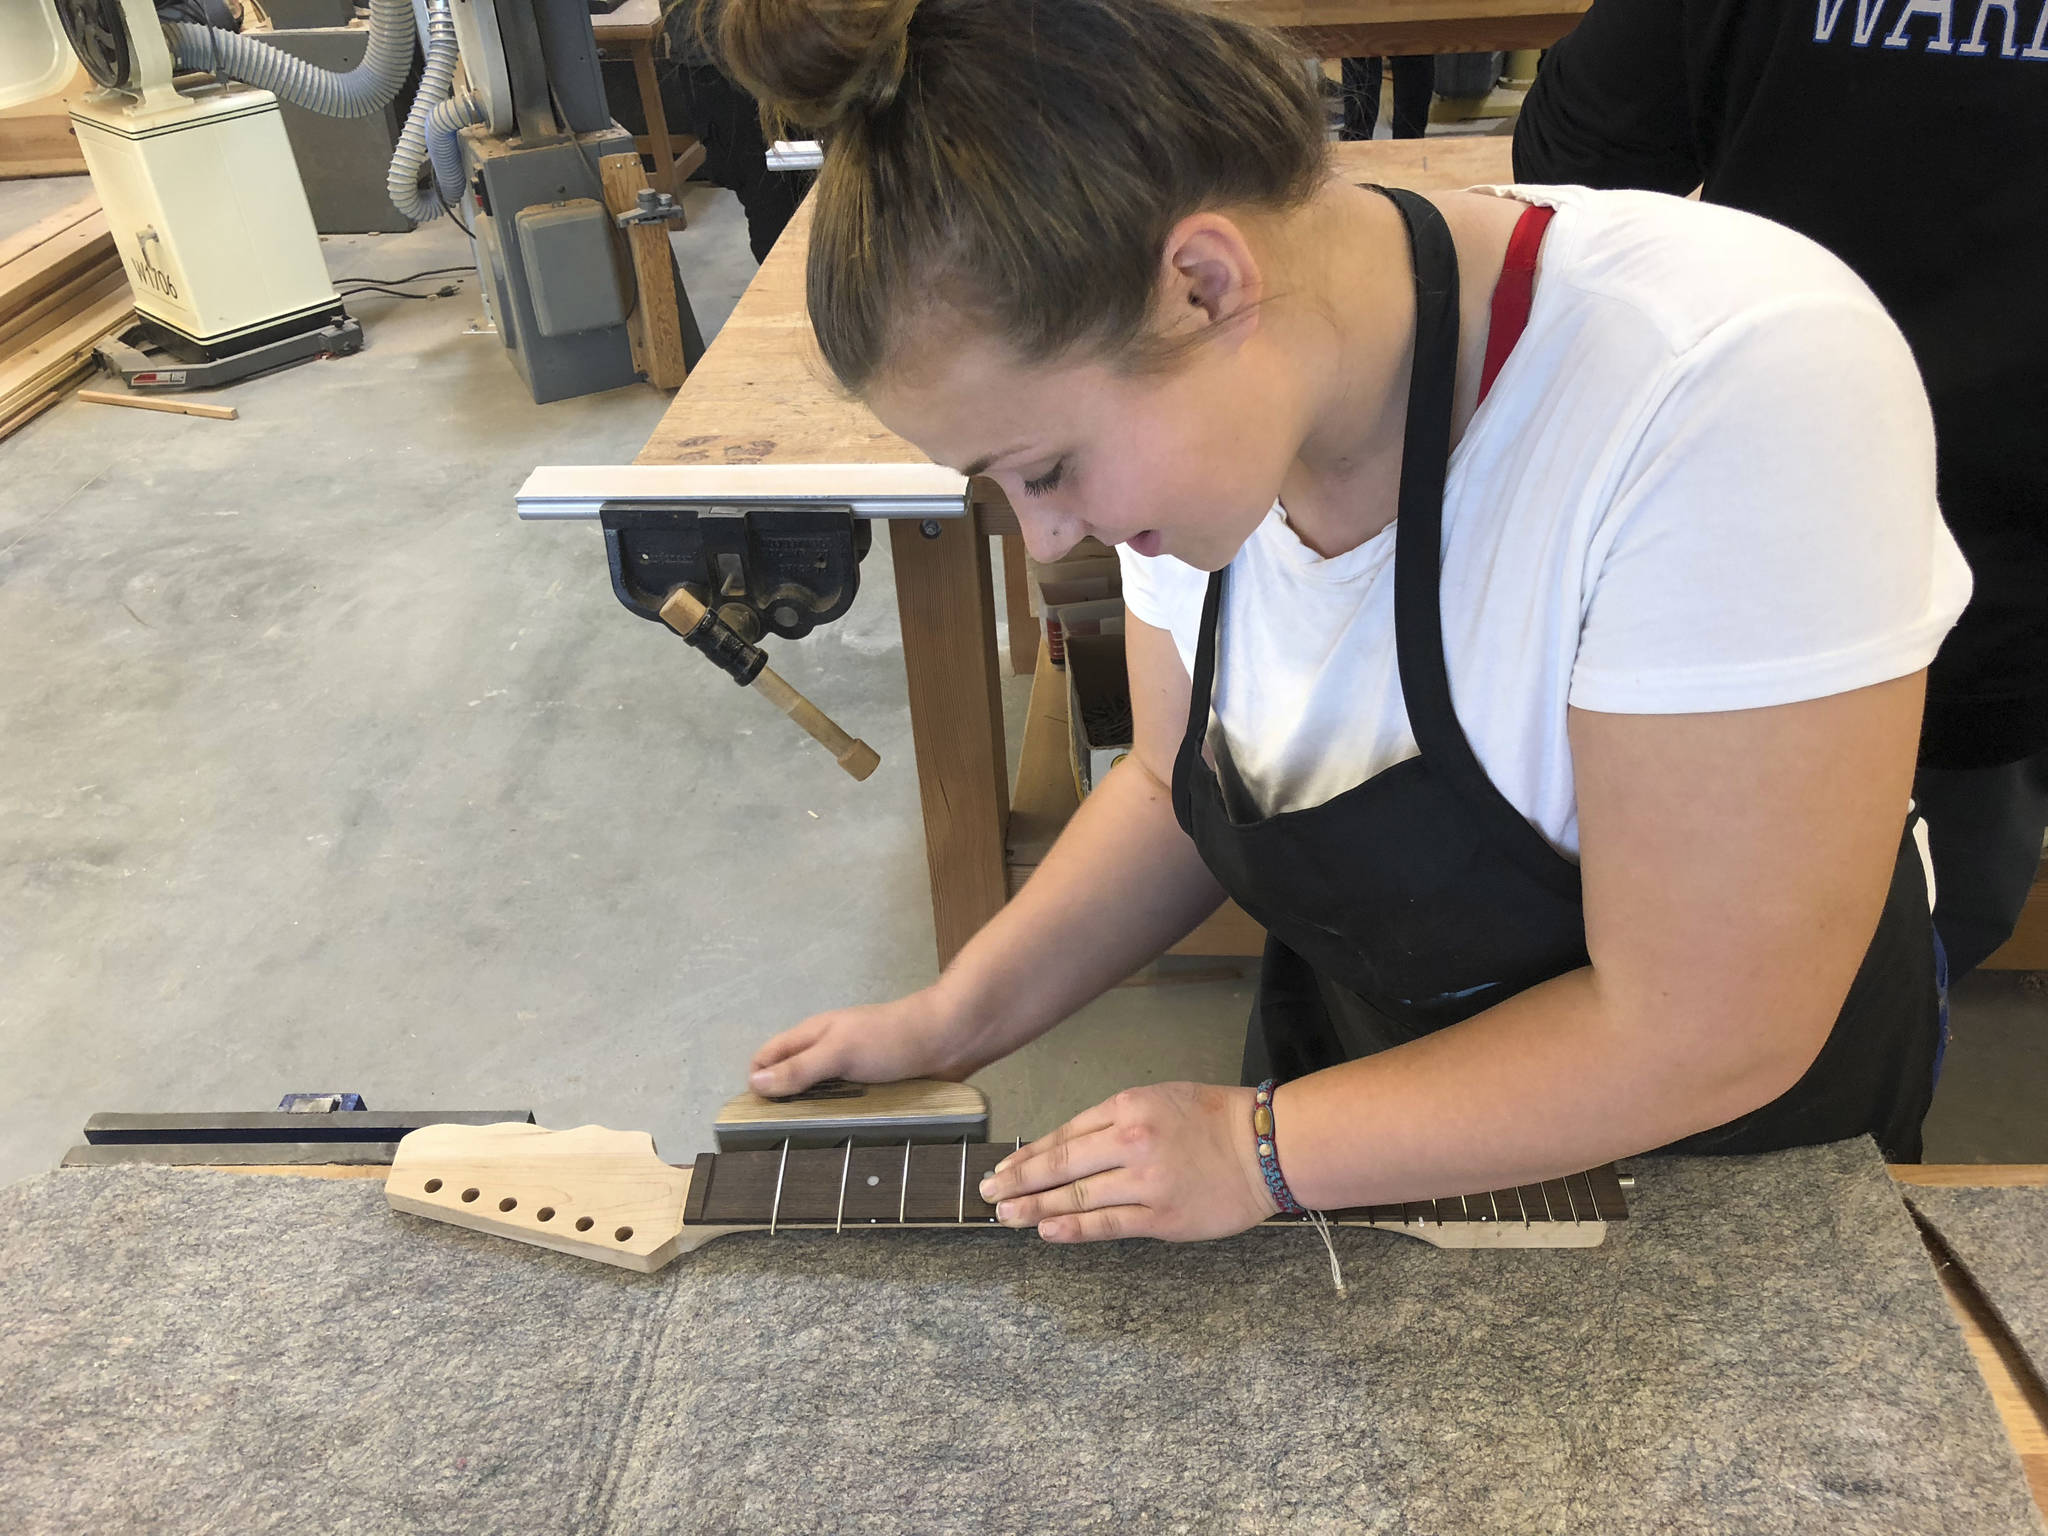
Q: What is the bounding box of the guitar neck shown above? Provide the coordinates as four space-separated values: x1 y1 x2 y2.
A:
386 1123 1631 1276
681 1140 1630 1233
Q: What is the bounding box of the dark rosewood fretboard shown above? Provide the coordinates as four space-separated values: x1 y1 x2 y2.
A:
681 1142 1629 1231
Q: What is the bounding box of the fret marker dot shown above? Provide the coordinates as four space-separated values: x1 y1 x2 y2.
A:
866 1175 880 1186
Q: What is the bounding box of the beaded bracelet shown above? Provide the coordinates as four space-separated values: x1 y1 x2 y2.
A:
1252 1079 1306 1216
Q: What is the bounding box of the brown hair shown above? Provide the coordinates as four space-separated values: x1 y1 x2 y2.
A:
708 0 1329 391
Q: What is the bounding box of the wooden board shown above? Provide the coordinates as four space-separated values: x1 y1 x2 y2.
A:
0 210 115 324
0 288 133 415
598 151 690 390
0 194 97 270
0 259 124 353
77 388 238 420
0 385 63 440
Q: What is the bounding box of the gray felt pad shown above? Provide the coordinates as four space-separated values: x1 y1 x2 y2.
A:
1906 1185 2048 1385
1 1143 2041 1535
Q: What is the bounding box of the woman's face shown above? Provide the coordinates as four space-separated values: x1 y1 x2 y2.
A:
866 318 1302 571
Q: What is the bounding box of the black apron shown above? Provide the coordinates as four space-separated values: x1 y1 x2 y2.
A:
1171 187 1942 1163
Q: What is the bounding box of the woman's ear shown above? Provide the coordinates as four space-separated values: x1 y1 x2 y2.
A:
1161 212 1263 338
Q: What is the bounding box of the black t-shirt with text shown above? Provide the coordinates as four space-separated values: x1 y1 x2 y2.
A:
1515 0 2048 767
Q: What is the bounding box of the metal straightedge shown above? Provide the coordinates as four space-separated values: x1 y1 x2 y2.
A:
765 139 824 172
516 464 969 641
515 464 970 521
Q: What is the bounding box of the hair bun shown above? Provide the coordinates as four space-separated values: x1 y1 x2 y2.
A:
712 0 922 132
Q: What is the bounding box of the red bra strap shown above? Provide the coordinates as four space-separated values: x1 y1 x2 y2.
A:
1476 202 1556 406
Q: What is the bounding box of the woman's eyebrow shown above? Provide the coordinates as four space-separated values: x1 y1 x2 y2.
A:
961 442 1032 476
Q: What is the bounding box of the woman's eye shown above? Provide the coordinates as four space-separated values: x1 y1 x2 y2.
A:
1022 461 1065 497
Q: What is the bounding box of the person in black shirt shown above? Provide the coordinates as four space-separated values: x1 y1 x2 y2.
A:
1514 0 2048 978
1340 56 1433 139
601 6 810 264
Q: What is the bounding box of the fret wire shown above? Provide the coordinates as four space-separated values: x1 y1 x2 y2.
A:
769 1138 790 1236
957 1137 967 1224
1485 1189 1501 1224
898 1138 911 1224
835 1137 852 1235
1535 1180 1552 1223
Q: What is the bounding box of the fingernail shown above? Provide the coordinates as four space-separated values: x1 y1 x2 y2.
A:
993 1157 1011 1173
996 1200 1015 1222
978 1177 996 1198
750 1072 772 1089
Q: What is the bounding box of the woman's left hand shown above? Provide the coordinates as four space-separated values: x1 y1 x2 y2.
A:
977 1081 1279 1242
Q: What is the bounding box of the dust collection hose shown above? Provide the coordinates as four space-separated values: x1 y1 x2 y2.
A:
165 0 484 224
386 0 479 223
165 0 415 117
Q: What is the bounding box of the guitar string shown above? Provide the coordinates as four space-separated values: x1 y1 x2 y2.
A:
769 1138 790 1236
710 1143 1601 1291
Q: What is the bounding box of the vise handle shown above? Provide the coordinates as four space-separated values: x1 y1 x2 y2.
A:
659 587 881 782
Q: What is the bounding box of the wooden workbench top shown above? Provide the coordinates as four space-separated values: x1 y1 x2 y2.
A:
637 137 1516 473
590 0 663 40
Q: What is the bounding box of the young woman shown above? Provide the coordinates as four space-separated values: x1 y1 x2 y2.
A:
727 0 1971 1242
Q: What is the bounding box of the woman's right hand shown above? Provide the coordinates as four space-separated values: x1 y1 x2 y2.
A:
747 986 990 1098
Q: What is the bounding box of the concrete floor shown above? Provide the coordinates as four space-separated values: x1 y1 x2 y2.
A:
0 174 2038 1188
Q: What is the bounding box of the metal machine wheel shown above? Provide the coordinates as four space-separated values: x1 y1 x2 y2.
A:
56 0 135 91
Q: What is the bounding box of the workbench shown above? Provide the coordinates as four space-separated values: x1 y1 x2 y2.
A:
1208 0 1589 56
636 137 1516 964
151 1155 2048 1531
591 0 707 197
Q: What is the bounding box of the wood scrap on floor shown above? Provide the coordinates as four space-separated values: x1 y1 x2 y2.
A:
77 388 237 421
0 194 133 441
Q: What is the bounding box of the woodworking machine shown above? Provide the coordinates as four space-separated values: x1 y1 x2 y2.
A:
7 0 701 400
517 463 970 773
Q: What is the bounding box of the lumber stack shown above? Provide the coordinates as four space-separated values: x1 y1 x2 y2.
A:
0 196 134 441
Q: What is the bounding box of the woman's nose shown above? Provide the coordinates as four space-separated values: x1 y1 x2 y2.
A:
1018 508 1081 565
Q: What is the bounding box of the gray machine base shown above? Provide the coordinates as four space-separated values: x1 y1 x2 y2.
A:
95 318 366 391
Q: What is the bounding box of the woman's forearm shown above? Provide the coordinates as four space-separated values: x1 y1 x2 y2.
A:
1272 966 1822 1209
933 755 1227 1064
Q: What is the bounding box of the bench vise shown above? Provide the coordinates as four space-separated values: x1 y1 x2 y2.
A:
516 464 971 776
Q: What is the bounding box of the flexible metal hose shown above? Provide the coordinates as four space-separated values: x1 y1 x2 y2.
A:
166 0 414 118
386 0 468 223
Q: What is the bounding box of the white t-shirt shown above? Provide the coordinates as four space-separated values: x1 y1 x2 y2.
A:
1118 184 1971 860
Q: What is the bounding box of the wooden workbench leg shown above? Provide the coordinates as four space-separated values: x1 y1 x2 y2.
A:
1000 533 1040 677
634 44 678 196
891 518 1010 967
